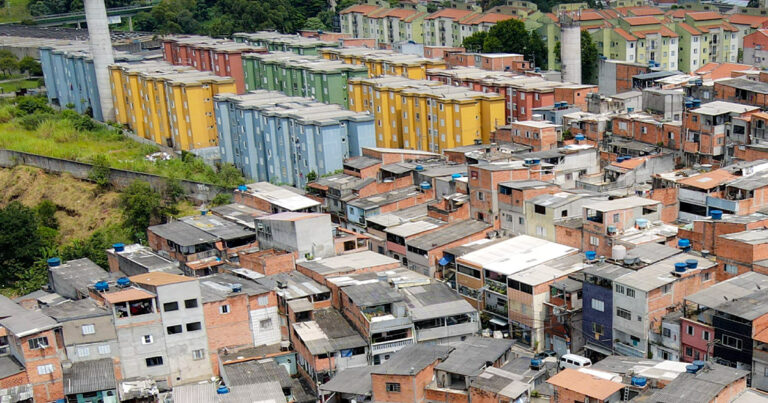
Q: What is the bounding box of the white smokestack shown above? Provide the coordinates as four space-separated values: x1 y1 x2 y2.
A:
85 0 115 121
560 20 581 85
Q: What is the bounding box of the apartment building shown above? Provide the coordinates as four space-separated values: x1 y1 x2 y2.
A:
255 212 335 259
405 219 491 278
41 298 118 366
675 12 739 72
40 45 105 121
715 229 768 281
577 196 663 257
493 120 560 152
320 47 447 80
233 31 338 55
677 213 768 256
497 179 560 235
215 91 374 187
233 181 321 214
423 9 478 47
682 101 760 165
611 254 715 358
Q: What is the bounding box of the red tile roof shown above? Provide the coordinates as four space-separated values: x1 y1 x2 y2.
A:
547 369 625 401
425 8 474 20
614 27 637 41
688 11 722 21
463 13 515 25
624 16 661 25
339 5 382 15
384 8 420 19
612 156 651 170
729 14 768 28
665 9 689 18
631 26 678 38
546 12 558 22
616 6 663 16
601 9 619 19
695 62 758 80
678 22 701 35
578 10 605 21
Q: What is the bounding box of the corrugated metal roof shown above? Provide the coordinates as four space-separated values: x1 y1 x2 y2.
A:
63 358 116 395
320 366 374 395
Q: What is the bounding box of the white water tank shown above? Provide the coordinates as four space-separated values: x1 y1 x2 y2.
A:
612 245 627 261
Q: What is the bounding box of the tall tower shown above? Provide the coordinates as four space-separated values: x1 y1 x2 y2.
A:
560 18 581 85
84 0 115 121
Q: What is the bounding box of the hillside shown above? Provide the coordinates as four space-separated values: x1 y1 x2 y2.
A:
0 165 123 242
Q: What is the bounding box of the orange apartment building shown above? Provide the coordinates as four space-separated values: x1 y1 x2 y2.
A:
497 179 560 235
493 120 559 152
681 101 760 165
370 344 453 403
677 213 768 256
714 78 768 109
612 113 683 150
554 85 599 110
715 229 768 281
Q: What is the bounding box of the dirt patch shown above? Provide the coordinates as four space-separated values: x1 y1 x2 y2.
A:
0 166 123 242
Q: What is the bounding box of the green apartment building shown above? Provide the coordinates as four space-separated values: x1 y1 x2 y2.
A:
674 12 738 72
242 52 367 108
234 32 339 55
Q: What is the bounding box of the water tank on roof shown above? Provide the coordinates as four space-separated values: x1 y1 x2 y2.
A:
612 245 627 261
451 173 462 180
686 364 700 374
94 281 109 292
631 376 647 387
237 185 247 192
693 360 706 370
530 358 543 369
635 218 649 229
420 181 432 190
116 277 130 288
675 262 687 273
678 238 691 251
217 386 230 394
627 107 634 112
47 257 61 267
585 251 597 261
686 259 698 269
231 283 242 293
685 100 694 109
574 134 585 141
530 158 541 165
692 99 701 107
113 243 125 252
710 210 723 220
415 165 424 171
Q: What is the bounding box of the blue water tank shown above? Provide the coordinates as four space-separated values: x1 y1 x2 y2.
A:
635 218 649 229
237 185 247 192
531 158 541 165
585 251 597 261
217 386 230 394
686 259 698 269
710 210 723 220
116 277 130 288
608 225 617 234
692 99 701 107
451 173 462 179
693 360 706 369
94 281 109 292
631 376 647 387
685 101 693 108
201 210 208 215
628 107 634 112
420 181 432 190
617 156 626 162
574 134 585 141
113 243 125 252
623 155 632 160
686 364 700 374
678 239 691 249
415 165 424 171
47 257 61 267
231 283 242 293
675 262 687 273
530 358 542 369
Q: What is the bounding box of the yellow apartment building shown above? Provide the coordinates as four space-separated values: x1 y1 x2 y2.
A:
320 47 446 79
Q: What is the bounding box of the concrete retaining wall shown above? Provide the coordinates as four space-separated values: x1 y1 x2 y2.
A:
0 149 227 202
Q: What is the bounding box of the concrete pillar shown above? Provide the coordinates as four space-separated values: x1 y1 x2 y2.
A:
84 0 115 121
560 20 581 85
128 15 133 32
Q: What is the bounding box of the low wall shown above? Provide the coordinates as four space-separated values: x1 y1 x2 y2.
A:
0 149 227 202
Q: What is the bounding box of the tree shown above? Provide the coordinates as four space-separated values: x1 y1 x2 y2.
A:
35 200 58 230
462 31 488 52
581 30 599 85
119 180 163 242
306 170 317 182
462 19 548 67
527 31 547 70
303 17 327 31
0 56 17 77
18 57 42 77
88 154 111 190
0 202 44 287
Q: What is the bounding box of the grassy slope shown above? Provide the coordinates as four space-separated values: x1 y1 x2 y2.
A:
0 0 30 23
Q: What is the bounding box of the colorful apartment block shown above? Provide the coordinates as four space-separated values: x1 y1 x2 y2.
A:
319 47 447 80
233 31 338 55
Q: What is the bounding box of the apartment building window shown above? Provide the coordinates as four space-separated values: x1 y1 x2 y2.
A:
591 299 605 312
703 331 710 341
386 383 401 392
163 302 179 312
37 364 54 375
687 325 694 336
663 328 671 337
81 324 95 335
192 349 205 360
142 335 153 344
98 345 111 355
185 299 198 309
477 192 484 201
590 236 599 246
703 272 711 281
725 264 738 274
626 288 636 298
258 296 269 306
722 334 743 350
167 325 183 335
28 337 49 350
662 284 671 294
77 347 90 357
617 308 631 320
145 356 164 367
186 322 202 332
613 213 620 223
615 284 624 294
592 323 604 334
220 305 230 314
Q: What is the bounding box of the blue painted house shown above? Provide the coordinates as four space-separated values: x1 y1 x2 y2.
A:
581 262 632 360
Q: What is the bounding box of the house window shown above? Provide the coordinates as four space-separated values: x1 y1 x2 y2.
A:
613 213 620 223
592 323 604 334
186 322 202 332
663 328 671 337
477 192 484 201
167 325 183 335
687 325 694 336
703 272 711 281
142 335 153 344
192 349 205 360
626 288 636 298
98 344 111 355
722 334 743 350
37 364 54 375
615 284 625 294
260 319 273 330
77 347 90 357
591 299 605 312
145 356 164 367
590 236 600 246
258 296 269 306
617 307 632 320
81 324 96 335
685 347 693 357
662 284 672 294
219 305 230 314
28 337 49 350
386 383 401 392
163 302 179 312
703 331 710 341
184 299 198 309
725 264 738 274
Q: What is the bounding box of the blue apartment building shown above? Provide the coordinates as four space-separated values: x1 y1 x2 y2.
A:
581 262 632 360
215 91 375 187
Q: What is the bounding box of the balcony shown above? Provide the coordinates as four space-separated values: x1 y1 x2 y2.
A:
485 278 507 295
484 303 508 318
371 338 413 354
614 340 646 357
416 321 478 342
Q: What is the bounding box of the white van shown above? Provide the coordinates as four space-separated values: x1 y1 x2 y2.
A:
559 354 592 370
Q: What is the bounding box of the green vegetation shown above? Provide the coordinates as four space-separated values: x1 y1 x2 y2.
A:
0 79 41 93
133 0 344 36
0 96 245 187
0 0 32 23
581 30 599 85
26 0 140 16
462 19 548 69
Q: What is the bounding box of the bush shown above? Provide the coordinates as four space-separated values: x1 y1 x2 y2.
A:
17 112 53 130
15 95 52 116
88 154 111 190
210 193 232 207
